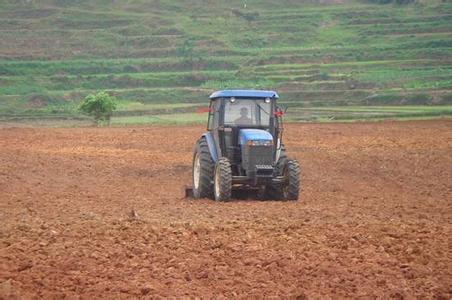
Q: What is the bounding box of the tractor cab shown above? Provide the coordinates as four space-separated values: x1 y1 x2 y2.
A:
207 90 283 177
189 90 300 201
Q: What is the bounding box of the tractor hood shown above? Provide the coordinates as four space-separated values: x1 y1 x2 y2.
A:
239 129 273 145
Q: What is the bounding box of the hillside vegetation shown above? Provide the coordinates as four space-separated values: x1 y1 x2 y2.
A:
0 0 451 124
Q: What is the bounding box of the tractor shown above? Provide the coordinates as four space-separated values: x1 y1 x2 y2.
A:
187 90 300 201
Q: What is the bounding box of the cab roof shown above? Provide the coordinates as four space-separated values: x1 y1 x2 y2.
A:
209 90 279 99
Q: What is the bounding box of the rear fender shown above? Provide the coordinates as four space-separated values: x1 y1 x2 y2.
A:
202 132 218 163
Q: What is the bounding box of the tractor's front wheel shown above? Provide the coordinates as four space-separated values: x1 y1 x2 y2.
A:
266 154 301 201
282 160 300 200
214 157 232 201
192 138 214 199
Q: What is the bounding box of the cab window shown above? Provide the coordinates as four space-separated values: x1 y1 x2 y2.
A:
224 98 270 126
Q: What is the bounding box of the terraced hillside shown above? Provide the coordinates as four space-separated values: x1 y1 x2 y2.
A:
0 0 451 124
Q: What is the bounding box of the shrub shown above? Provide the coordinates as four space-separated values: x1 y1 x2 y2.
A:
79 91 117 126
176 38 196 62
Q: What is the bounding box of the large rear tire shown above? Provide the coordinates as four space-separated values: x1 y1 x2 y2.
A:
214 157 232 201
192 138 214 199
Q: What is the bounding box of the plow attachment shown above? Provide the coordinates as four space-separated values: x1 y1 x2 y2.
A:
184 186 194 198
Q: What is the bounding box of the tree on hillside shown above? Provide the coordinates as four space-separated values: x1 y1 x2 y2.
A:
79 91 117 126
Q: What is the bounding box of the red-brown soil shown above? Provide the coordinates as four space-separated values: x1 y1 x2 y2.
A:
0 121 451 298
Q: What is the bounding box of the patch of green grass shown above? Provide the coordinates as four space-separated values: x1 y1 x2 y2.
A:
111 112 207 125
354 67 452 83
115 101 200 111
286 105 452 122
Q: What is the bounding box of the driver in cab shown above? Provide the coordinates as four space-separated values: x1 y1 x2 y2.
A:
235 107 253 125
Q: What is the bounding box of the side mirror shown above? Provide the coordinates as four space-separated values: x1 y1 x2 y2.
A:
279 105 288 113
196 107 212 113
274 106 286 117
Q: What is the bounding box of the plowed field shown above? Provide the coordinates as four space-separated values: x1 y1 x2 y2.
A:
1 121 451 298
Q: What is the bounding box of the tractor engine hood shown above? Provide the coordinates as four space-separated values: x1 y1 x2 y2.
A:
239 129 273 146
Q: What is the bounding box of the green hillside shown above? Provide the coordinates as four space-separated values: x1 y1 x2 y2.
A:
0 0 451 124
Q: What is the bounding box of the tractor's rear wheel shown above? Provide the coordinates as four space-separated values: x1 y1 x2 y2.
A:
214 157 232 201
192 138 214 199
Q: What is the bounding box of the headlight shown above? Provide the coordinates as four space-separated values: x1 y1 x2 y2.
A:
247 140 273 146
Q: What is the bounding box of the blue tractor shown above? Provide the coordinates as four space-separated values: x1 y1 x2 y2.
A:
189 90 300 201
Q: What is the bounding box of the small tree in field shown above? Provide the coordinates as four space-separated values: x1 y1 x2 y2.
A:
79 91 117 126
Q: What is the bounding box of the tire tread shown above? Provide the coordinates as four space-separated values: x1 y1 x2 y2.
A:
215 157 232 201
285 160 300 200
193 138 214 198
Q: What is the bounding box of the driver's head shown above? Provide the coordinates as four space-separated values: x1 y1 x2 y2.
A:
240 107 248 117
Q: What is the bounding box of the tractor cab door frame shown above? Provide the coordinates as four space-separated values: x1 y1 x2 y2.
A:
208 98 239 167
207 99 223 159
